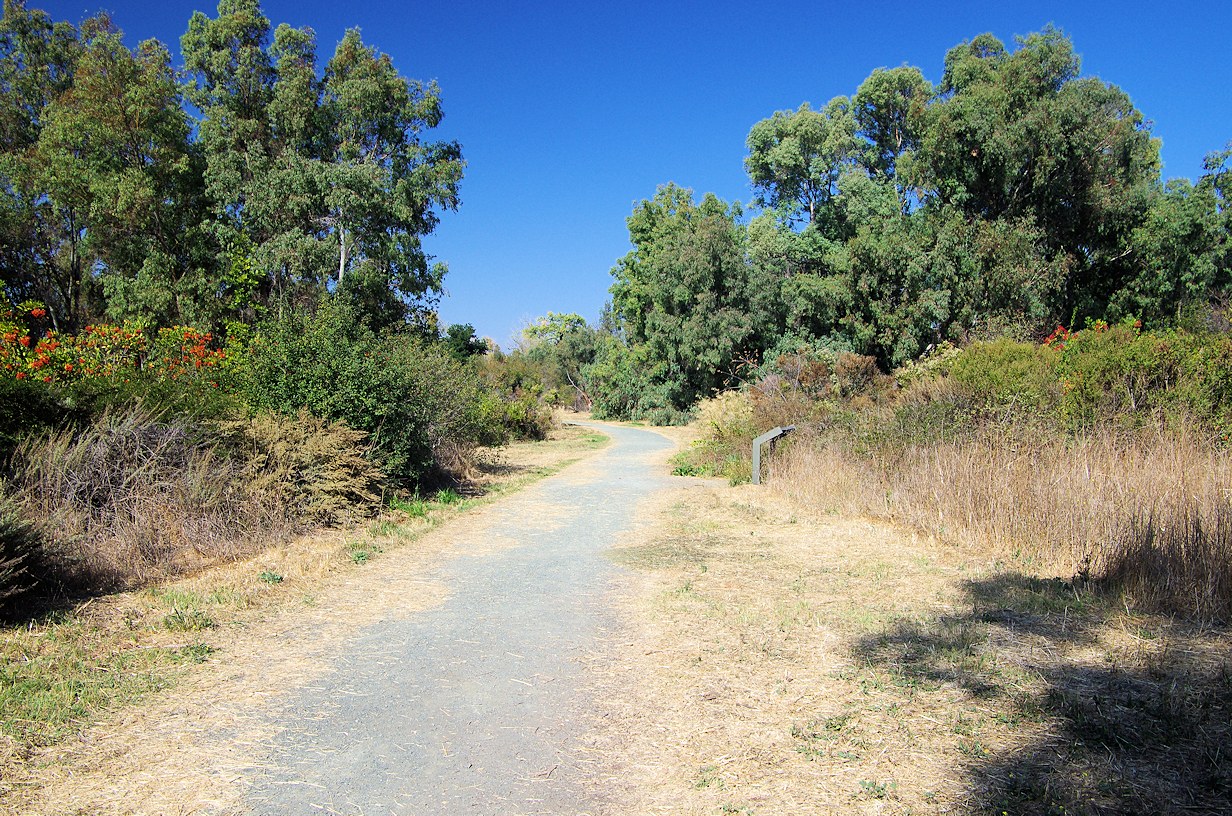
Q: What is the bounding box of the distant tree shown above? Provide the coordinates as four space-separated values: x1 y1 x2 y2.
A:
442 322 487 359
520 312 597 409
609 185 775 411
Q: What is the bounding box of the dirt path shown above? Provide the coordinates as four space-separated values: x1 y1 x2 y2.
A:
26 421 677 816
244 422 674 814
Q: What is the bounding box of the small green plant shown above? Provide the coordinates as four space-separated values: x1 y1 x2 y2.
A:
389 494 430 517
434 487 463 505
858 779 894 799
162 607 215 632
693 764 725 790
350 549 370 564
258 571 283 584
179 643 216 663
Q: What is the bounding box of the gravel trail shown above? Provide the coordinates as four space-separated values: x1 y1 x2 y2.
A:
245 422 673 815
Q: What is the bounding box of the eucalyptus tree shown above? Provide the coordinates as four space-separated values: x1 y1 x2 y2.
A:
609 184 776 411
39 20 206 327
323 28 463 324
0 0 79 326
852 65 932 200
744 96 860 227
182 0 463 325
1 3 205 329
919 28 1161 321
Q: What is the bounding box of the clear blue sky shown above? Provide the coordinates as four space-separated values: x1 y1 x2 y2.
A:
37 0 1232 348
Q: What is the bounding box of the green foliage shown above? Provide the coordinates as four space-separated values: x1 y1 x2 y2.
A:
239 297 497 485
478 390 553 442
606 185 776 416
1 0 462 332
591 25 1232 416
949 338 1059 415
443 323 487 359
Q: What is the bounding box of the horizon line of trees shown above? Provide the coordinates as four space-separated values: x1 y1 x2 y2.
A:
520 27 1230 422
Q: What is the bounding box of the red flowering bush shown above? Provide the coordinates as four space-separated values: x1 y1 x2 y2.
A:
0 304 228 389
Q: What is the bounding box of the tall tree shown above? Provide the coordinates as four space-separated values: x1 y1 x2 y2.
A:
324 27 463 322
745 97 859 226
610 185 774 410
39 19 207 327
920 28 1160 321
182 1 464 325
852 65 932 201
0 0 79 326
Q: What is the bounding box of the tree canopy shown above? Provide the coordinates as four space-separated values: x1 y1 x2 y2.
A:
1 0 462 332
596 27 1231 419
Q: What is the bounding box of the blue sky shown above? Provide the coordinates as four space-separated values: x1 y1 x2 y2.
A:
36 0 1232 347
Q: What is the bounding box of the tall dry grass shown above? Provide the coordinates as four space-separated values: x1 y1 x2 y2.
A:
6 406 386 596
770 422 1232 619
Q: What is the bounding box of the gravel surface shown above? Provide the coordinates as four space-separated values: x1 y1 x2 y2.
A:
245 422 673 815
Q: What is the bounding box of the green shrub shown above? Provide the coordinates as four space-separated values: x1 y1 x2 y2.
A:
949 338 1059 415
1054 323 1170 428
240 299 500 486
478 391 553 443
1158 330 1232 436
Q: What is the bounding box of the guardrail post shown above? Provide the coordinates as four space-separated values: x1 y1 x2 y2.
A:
752 425 796 485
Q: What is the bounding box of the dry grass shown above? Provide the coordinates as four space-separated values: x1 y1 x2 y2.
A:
0 422 607 814
769 423 1232 619
7 406 391 596
589 477 1232 815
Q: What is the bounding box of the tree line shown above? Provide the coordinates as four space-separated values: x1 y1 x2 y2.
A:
524 28 1230 422
1 0 462 334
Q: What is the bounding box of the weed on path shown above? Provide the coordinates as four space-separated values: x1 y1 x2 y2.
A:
590 481 1232 815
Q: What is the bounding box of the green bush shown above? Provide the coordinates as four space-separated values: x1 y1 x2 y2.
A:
1054 323 1169 428
240 299 501 486
478 391 553 443
1158 330 1232 436
949 338 1059 415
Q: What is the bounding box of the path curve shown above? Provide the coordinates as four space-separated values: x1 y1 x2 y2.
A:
245 422 673 815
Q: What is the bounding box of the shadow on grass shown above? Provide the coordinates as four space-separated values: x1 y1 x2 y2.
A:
855 573 1232 815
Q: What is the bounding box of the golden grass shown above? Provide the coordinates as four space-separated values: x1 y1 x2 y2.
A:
769 423 1232 614
589 476 1232 815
